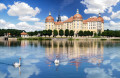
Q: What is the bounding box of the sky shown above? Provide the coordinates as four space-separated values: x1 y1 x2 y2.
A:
0 0 120 31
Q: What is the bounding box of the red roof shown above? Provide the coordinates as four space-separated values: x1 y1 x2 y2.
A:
83 20 87 24
54 21 63 25
21 32 28 35
45 16 54 22
64 17 73 23
8 33 11 35
73 14 83 21
86 17 104 23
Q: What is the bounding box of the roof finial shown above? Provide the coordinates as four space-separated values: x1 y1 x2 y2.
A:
99 13 101 17
57 10 61 22
49 11 51 16
77 9 79 14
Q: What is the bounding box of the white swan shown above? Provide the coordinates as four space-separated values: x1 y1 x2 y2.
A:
54 59 59 66
13 57 21 68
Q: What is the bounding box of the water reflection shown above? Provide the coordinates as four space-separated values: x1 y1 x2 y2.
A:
0 40 120 78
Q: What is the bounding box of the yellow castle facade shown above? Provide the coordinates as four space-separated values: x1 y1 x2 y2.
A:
45 9 104 36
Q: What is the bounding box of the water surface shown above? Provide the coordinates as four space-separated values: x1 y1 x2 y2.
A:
0 40 120 78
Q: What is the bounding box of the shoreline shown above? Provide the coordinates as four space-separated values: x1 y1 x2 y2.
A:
1 37 120 41
17 37 120 41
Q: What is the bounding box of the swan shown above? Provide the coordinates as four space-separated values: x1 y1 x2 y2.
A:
13 57 21 68
54 59 59 66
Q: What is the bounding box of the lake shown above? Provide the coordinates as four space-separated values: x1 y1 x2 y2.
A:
0 40 120 78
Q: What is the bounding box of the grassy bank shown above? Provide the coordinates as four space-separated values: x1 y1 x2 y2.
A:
111 39 120 41
18 37 52 40
101 39 107 41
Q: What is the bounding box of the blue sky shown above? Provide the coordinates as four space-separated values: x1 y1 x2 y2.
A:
0 0 120 31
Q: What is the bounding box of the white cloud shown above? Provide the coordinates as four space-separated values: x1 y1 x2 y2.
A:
7 2 40 22
111 62 120 71
110 21 120 26
90 16 97 18
108 7 113 13
0 19 16 29
0 3 7 11
103 60 111 65
19 16 40 22
0 19 6 24
61 15 68 21
104 21 120 30
81 0 120 14
0 19 45 31
111 11 120 19
56 15 68 21
103 16 111 20
8 65 40 78
16 22 45 32
8 2 40 16
84 67 113 78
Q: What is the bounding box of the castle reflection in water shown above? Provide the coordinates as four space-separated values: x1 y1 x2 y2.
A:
0 40 104 70
43 40 104 70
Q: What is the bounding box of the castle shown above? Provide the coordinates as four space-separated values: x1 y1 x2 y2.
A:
45 9 104 36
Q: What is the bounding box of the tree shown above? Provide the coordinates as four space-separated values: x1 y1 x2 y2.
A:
28 32 34 36
98 31 101 36
59 29 64 37
86 31 91 36
90 31 93 36
34 31 38 35
43 30 47 37
39 31 43 36
94 33 97 37
78 31 84 37
65 29 69 37
84 31 87 36
0 29 23 37
53 30 58 37
47 29 52 37
70 30 74 38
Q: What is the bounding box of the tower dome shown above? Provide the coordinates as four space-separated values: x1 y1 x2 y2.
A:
45 12 54 22
97 13 104 23
73 9 83 21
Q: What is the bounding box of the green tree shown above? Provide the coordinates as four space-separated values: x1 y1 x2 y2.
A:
34 31 38 35
43 30 48 37
59 29 64 37
28 32 34 36
78 31 84 37
86 31 91 36
90 31 93 36
70 30 74 38
39 31 43 36
0 29 23 37
84 31 87 36
53 30 58 37
65 29 69 37
47 29 52 37
94 33 97 37
98 31 101 36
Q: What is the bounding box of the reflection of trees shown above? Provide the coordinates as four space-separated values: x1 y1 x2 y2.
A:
59 42 63 47
48 41 52 48
1 40 120 48
45 40 106 70
79 42 93 48
70 41 74 47
65 41 69 48
53 41 57 48
0 41 21 47
39 40 52 48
